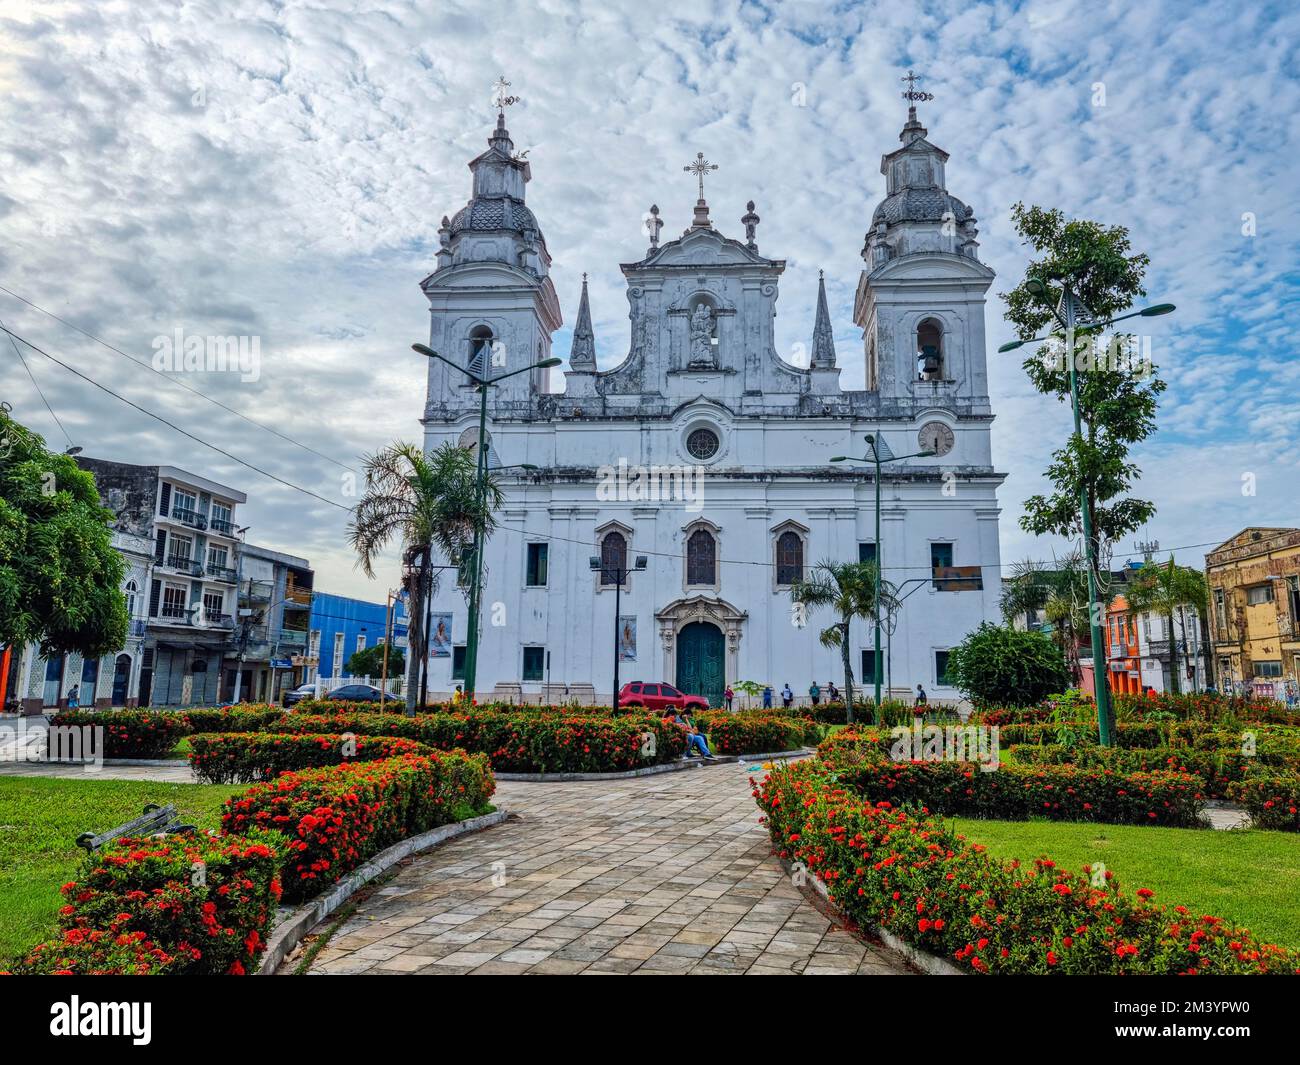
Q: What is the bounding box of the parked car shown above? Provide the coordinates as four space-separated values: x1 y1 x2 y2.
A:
283 683 316 707
617 681 709 713
324 683 387 703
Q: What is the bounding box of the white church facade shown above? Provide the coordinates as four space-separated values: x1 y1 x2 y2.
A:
419 100 1005 707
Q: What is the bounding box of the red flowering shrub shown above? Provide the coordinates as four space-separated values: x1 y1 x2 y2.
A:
222 751 495 901
1227 775 1300 831
13 830 282 975
822 751 1205 827
695 713 811 754
185 706 288 733
1011 743 1262 800
755 760 1299 974
189 732 432 784
269 710 686 773
50 709 192 759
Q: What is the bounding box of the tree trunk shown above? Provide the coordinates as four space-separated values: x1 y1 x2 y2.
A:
403 547 427 716
840 617 855 726
1165 608 1180 695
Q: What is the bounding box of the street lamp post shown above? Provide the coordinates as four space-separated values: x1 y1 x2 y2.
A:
831 436 934 721
590 553 647 707
411 343 558 702
997 283 1174 745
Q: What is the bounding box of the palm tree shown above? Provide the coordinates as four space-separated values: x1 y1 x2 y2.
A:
790 559 899 725
1001 553 1089 684
1125 556 1209 695
349 441 502 714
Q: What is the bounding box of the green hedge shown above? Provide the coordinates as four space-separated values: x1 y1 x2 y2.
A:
1008 743 1263 799
755 760 1298 974
10 829 282 975
222 751 494 902
272 711 687 773
1226 776 1300 832
694 713 811 754
189 732 432 784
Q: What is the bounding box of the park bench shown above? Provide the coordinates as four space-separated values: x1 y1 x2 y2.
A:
75 803 197 852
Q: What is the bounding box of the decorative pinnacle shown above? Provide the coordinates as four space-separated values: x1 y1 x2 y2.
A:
491 75 521 120
900 69 934 104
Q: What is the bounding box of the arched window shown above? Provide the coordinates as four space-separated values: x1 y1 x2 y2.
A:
917 318 944 380
123 579 138 617
686 529 716 586
600 531 627 586
776 531 804 586
468 325 494 378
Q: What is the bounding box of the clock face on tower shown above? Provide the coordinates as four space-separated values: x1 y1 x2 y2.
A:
918 421 955 457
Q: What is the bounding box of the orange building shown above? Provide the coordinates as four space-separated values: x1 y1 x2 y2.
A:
1104 593 1143 695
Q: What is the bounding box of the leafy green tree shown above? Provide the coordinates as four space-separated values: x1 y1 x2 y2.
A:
0 408 127 659
1124 557 1210 695
348 441 501 714
345 642 404 680
1000 553 1089 683
1002 203 1167 742
790 559 899 725
945 623 1071 708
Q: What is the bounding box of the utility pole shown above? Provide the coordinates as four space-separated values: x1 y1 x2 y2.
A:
590 553 647 706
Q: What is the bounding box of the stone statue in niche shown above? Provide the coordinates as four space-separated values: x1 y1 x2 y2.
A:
688 303 716 369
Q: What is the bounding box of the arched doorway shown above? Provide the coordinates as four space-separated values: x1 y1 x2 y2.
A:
675 621 724 708
111 654 131 706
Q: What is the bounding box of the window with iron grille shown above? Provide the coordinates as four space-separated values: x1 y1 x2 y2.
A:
601 532 627 586
522 646 545 681
686 428 719 459
776 531 803 585
686 529 716 585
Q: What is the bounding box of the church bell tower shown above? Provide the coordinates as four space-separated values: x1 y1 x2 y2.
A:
853 78 994 413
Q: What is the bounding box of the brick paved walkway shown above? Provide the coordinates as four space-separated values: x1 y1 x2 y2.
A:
289 761 914 976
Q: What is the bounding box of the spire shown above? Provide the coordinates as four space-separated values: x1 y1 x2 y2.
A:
568 273 596 370
899 69 933 145
811 270 836 368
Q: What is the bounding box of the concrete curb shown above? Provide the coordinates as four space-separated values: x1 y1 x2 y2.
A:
494 748 812 782
257 809 510 975
790 858 965 977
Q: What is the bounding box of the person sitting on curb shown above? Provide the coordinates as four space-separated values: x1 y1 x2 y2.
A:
664 709 713 759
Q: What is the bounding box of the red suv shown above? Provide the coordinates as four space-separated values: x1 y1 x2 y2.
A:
618 681 710 712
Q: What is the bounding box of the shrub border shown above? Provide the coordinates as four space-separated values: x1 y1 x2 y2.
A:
256 809 509 975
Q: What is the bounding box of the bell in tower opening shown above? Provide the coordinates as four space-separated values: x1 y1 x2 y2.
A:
917 317 944 380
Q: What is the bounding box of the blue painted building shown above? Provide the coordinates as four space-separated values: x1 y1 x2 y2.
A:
308 592 409 681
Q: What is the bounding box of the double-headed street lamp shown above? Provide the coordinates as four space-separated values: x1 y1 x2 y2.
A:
831 435 935 718
590 552 647 708
412 342 559 702
997 279 1174 746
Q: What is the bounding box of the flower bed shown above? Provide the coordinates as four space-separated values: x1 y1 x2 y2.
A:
221 751 494 902
821 751 1205 827
50 709 192 759
755 760 1298 974
1226 776 1300 832
270 710 686 773
695 713 811 754
9 830 282 975
1009 743 1261 800
189 732 432 784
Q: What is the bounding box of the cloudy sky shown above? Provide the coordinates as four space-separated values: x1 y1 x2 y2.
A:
2 0 1297 601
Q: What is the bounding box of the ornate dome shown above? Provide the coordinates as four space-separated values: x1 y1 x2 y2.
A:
449 195 539 235
872 187 973 228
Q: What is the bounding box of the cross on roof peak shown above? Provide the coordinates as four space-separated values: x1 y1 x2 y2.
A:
683 152 719 202
901 69 935 105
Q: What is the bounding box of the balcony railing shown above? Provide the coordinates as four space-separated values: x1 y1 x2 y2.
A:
170 507 207 530
932 565 984 592
158 603 189 620
164 554 203 576
204 611 234 628
129 618 148 637
208 517 236 536
205 563 238 582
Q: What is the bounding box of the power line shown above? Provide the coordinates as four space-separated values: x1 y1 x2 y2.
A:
0 283 357 473
1 324 351 512
2 314 73 448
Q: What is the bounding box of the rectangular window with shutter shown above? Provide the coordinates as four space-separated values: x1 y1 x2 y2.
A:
154 530 166 563
149 578 161 617
159 482 171 517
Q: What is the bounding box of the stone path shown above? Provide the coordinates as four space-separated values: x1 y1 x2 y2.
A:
287 761 914 976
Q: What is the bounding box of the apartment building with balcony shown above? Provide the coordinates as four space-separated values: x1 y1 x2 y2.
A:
1206 527 1300 700
225 543 313 702
12 459 247 711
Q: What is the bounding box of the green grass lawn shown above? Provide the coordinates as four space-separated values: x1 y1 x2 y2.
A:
951 818 1300 950
0 777 242 964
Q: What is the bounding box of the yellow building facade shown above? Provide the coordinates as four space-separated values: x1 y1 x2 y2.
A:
1205 527 1300 698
